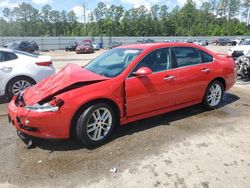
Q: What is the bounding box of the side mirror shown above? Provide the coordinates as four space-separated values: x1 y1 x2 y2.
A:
133 67 152 77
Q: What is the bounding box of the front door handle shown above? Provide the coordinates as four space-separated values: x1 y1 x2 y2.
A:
201 68 211 73
163 75 175 81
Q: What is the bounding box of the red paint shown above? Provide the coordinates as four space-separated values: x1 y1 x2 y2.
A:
8 43 237 139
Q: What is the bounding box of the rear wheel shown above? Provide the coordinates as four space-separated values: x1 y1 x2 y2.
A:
202 80 224 110
7 76 35 98
76 103 115 147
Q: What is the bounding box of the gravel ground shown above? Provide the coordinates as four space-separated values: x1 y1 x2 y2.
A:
0 45 249 188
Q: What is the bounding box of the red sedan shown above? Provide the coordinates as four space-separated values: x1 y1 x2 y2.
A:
8 43 237 146
76 43 94 54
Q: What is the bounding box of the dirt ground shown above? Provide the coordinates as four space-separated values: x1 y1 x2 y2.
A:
0 45 250 188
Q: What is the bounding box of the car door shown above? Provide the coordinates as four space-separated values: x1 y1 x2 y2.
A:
0 51 17 78
125 48 176 117
171 47 214 105
0 51 16 93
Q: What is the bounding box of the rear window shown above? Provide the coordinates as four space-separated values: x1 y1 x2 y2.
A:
199 50 213 63
4 52 18 61
0 51 18 62
0 51 4 62
173 47 202 67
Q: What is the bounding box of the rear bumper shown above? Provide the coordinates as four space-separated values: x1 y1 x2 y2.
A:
225 69 237 91
8 99 70 139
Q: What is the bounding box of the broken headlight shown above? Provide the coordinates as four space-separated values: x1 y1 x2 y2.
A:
24 98 64 112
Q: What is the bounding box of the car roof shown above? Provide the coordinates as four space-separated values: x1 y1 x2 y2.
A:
119 42 205 50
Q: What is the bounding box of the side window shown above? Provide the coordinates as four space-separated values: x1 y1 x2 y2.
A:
0 52 4 62
3 52 18 61
130 48 171 76
174 47 202 67
199 50 213 63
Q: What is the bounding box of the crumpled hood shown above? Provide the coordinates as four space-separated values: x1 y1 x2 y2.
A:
24 63 109 105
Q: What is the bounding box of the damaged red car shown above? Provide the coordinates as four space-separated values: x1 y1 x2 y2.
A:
8 43 237 146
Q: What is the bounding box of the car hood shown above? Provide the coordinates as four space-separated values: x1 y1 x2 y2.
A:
77 46 90 49
23 63 109 105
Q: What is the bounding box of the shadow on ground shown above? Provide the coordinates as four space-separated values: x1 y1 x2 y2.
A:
29 92 240 152
0 96 9 104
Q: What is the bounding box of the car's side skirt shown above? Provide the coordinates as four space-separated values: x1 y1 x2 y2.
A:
120 99 202 125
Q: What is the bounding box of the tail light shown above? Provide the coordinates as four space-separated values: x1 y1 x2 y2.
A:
36 61 53 66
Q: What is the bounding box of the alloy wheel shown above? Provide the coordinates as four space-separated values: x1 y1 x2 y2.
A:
12 80 32 95
207 83 222 107
86 107 112 141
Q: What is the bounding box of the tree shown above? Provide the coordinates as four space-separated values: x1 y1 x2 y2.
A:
0 1 249 37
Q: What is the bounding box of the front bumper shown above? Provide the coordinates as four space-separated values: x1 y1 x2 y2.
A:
76 48 92 53
8 99 71 139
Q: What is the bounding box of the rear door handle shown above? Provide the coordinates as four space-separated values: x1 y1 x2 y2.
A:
163 75 175 81
201 68 211 73
0 66 12 72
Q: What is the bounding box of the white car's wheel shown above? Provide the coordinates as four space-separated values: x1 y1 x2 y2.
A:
7 76 35 98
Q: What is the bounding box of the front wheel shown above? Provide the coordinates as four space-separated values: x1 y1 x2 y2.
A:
76 103 115 147
202 80 224 110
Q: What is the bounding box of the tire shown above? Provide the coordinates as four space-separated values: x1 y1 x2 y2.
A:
248 67 250 78
202 80 224 110
75 103 115 147
6 76 36 98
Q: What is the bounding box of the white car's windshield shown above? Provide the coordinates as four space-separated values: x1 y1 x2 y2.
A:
240 40 250 45
85 48 142 78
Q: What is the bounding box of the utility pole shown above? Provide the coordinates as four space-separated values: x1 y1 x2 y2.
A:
82 0 87 36
247 8 250 26
247 7 250 32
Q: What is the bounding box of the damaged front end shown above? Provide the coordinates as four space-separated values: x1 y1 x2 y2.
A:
236 55 250 78
8 64 110 144
22 64 110 107
23 81 102 113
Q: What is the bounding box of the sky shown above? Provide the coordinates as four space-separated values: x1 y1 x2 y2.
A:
0 0 205 21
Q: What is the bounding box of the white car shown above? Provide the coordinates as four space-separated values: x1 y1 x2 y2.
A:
228 39 250 60
92 42 100 50
0 48 55 98
194 40 208 46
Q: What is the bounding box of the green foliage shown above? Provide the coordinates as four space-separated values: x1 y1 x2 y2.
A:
0 0 249 36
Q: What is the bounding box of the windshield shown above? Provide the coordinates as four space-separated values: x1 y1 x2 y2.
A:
85 48 142 78
240 40 250 45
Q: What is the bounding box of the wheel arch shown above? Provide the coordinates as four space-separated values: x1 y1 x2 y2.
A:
203 77 226 100
209 77 226 90
5 75 36 94
70 98 121 138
